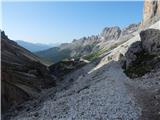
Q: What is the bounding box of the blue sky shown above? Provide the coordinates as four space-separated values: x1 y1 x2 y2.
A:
2 1 143 44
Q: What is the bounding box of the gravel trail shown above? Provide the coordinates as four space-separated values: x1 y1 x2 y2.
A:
11 61 142 120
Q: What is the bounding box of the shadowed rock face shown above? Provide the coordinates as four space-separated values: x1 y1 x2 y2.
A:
121 29 160 78
122 41 143 69
49 59 88 78
140 29 160 55
124 29 160 68
1 31 56 113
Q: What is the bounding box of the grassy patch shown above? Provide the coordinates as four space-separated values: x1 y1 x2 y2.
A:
83 48 106 61
35 47 71 63
83 43 119 61
38 57 54 66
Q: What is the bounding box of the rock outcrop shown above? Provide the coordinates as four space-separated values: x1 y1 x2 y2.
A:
121 29 160 78
121 41 143 69
140 29 160 55
101 26 121 41
49 58 88 78
1 31 56 114
142 0 160 27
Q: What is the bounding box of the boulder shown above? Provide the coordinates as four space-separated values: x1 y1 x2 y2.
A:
140 29 160 55
122 41 143 69
120 29 160 78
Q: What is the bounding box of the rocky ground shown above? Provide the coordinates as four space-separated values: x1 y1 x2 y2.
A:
7 57 160 120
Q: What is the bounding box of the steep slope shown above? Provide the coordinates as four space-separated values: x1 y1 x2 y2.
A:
1 31 56 114
36 24 139 63
36 47 71 63
16 40 55 52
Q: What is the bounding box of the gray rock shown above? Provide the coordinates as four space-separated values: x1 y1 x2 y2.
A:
120 29 160 78
101 26 121 41
121 24 139 36
140 29 160 55
122 41 143 69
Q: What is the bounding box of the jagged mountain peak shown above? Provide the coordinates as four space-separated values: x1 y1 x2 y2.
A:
101 26 121 40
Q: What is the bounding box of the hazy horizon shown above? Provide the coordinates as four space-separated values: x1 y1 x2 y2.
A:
2 1 143 44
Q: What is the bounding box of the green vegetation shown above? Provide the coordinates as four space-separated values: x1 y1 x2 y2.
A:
107 56 112 61
35 47 71 63
84 43 119 61
83 48 107 61
38 57 54 66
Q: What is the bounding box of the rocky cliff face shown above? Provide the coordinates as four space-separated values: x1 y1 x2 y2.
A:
121 29 160 78
142 0 160 27
101 27 121 41
120 0 160 78
1 31 56 114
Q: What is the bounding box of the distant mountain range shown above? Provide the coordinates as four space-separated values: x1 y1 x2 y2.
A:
16 40 59 52
35 24 139 63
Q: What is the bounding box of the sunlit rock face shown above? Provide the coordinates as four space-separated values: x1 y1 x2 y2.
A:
142 0 160 27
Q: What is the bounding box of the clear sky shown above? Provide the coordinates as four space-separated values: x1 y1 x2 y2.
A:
2 1 143 44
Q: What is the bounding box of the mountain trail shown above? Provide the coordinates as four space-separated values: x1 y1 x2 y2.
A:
11 61 145 120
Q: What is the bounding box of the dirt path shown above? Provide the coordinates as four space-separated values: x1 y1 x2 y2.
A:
9 59 160 120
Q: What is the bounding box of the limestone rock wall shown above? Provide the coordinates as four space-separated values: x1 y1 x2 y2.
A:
142 0 160 27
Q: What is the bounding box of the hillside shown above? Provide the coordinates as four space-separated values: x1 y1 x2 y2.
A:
36 47 71 63
1 31 56 116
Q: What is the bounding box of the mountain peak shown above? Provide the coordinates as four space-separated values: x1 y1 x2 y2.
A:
101 26 121 41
